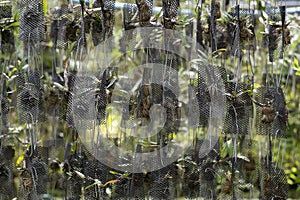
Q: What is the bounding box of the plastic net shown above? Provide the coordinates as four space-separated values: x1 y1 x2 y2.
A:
262 6 291 62
136 0 153 26
0 146 15 198
0 1 294 199
50 3 70 49
0 1 15 54
260 164 288 199
189 66 211 127
255 86 287 138
163 0 180 29
0 1 12 19
228 6 255 56
149 164 176 199
267 7 281 62
16 70 44 123
121 3 138 52
0 79 8 135
224 82 253 135
18 0 45 45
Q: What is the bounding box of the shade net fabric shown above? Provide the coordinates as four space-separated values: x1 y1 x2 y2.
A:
0 0 293 199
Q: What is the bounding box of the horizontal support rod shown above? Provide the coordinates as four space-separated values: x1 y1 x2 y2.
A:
70 0 300 15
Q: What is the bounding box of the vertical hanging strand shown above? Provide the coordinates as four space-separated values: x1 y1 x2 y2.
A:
268 5 276 63
279 5 286 59
97 0 115 40
1 77 8 138
232 4 241 88
268 133 272 173
196 0 203 48
136 0 152 27
185 0 193 39
250 3 256 82
231 157 237 200
97 0 106 41
235 4 241 60
79 0 87 54
233 5 240 200
210 0 217 53
19 0 45 59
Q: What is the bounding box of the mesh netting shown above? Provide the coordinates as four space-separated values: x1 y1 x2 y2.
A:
228 6 255 57
0 146 15 198
189 70 211 127
235 139 259 199
260 164 288 199
262 7 282 62
163 77 179 133
66 70 78 128
90 10 103 46
255 87 287 138
136 0 153 26
181 139 202 199
83 159 104 199
224 82 253 135
18 0 45 44
97 67 118 125
240 139 258 178
31 156 48 195
199 160 218 199
163 0 180 29
128 173 145 198
17 70 44 123
121 3 138 52
149 164 176 199
0 1 294 199
202 4 255 54
103 0 116 39
18 167 37 199
50 3 70 49
71 75 97 130
182 157 201 198
0 1 15 54
0 79 8 135
0 1 12 19
62 154 85 199
0 27 15 54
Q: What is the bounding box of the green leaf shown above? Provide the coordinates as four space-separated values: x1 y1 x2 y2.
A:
238 183 253 191
288 178 294 185
16 153 24 166
109 170 122 176
66 42 76 59
253 83 261 89
85 183 96 190
237 153 250 162
290 173 297 180
42 0 47 15
71 142 77 154
154 9 163 20
6 21 19 29
122 171 130 179
293 57 300 71
75 170 86 179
